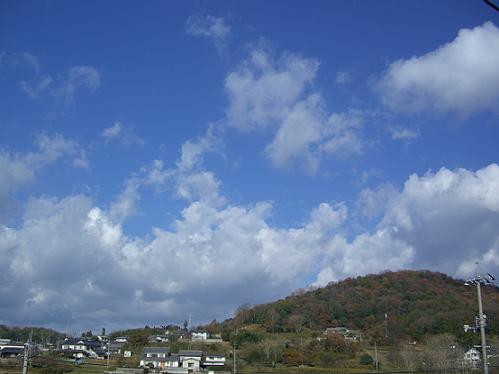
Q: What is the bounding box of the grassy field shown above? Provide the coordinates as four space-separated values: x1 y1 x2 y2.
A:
0 357 121 374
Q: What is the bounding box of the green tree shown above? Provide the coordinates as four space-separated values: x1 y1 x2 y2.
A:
129 330 149 346
359 353 374 366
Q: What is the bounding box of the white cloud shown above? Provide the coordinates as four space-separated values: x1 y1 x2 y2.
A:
109 178 141 223
0 134 87 224
389 126 420 141
377 22 499 116
226 49 319 131
379 164 499 276
3 133 499 330
0 134 83 195
0 52 40 71
263 97 363 172
185 14 231 52
141 160 172 189
357 182 398 219
313 229 414 286
29 133 81 166
0 130 359 329
56 65 100 105
0 174 349 329
314 163 499 286
335 70 350 84
20 75 53 98
101 122 144 147
6 57 99 104
226 49 363 172
102 122 123 140
72 151 90 170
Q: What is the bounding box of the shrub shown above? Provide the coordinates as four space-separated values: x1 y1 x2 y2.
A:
360 353 374 365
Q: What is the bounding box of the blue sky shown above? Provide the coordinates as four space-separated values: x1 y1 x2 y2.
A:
1 1 499 332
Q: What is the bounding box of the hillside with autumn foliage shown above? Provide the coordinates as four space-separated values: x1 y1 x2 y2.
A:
221 270 499 343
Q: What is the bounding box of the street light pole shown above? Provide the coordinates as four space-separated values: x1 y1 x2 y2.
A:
465 270 496 374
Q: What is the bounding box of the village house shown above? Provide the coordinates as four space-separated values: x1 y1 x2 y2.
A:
60 338 107 359
191 332 208 341
109 342 125 355
140 347 171 368
463 347 481 367
0 343 24 358
139 347 224 373
179 350 203 373
149 335 169 343
324 326 362 342
203 354 226 368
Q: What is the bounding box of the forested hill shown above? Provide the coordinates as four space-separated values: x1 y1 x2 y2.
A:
0 325 64 344
224 270 499 342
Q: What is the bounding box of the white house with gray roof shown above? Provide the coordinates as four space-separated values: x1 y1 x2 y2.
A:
179 350 203 373
140 347 172 368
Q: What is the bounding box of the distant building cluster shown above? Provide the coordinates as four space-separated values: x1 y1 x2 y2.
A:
323 326 362 342
139 347 225 373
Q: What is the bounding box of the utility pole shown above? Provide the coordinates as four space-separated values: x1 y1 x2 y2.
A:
477 277 488 374
465 268 496 374
22 330 33 374
384 313 388 339
233 330 237 374
374 341 379 372
107 334 110 368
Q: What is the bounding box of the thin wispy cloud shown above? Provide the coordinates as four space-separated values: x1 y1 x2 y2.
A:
335 70 350 84
389 126 420 141
186 14 231 52
5 55 101 106
55 66 101 106
20 75 53 98
101 122 144 147
0 133 88 215
0 52 40 71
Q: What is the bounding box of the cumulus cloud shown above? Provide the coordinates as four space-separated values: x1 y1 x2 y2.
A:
377 22 499 116
185 14 231 52
0 191 355 329
379 164 499 275
101 122 144 147
226 49 318 131
0 139 352 329
314 164 499 285
226 48 364 172
3 131 499 330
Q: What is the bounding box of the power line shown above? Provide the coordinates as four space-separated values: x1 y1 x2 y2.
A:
483 0 499 12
